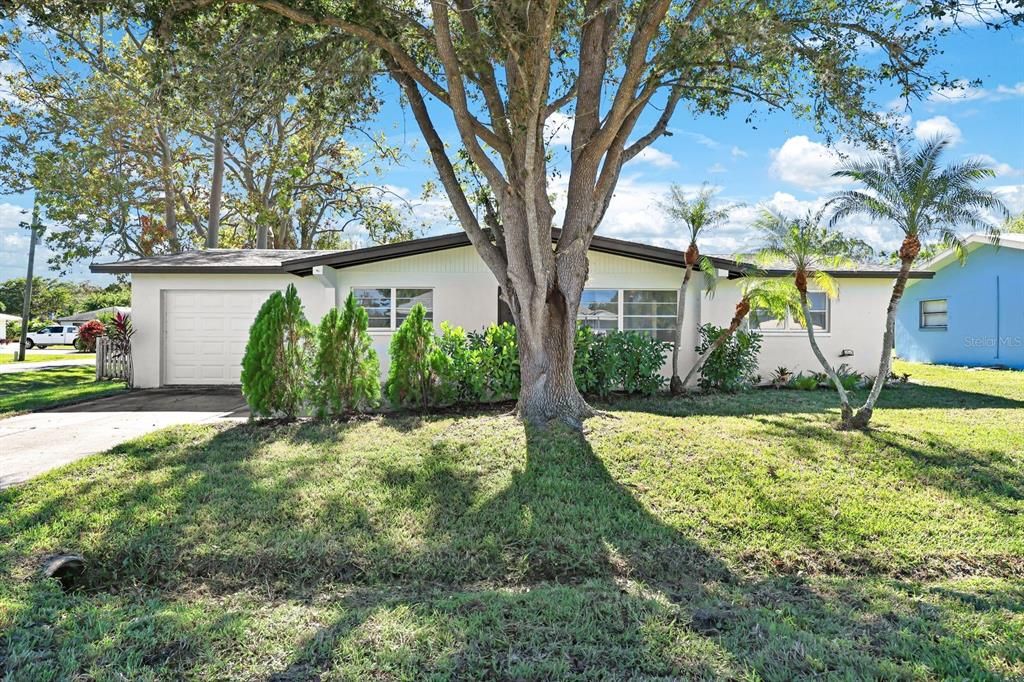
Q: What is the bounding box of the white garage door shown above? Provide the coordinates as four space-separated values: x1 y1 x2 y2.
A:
162 290 273 385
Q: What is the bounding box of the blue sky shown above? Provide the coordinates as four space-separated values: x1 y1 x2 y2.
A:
1 20 1021 284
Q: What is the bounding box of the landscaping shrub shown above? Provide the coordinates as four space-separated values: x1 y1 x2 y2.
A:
241 284 312 418
695 323 762 391
609 331 669 396
836 363 863 391
434 322 486 405
386 303 439 409
573 325 619 398
472 322 520 400
791 372 820 391
311 293 381 416
74 320 105 352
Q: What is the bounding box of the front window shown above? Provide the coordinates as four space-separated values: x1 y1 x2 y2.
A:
919 299 948 330
750 292 831 333
578 289 619 333
352 287 433 330
577 288 677 341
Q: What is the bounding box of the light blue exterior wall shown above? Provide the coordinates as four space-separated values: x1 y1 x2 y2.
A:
895 245 1024 369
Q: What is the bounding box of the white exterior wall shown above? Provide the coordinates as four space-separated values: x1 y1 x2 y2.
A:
131 272 332 388
129 244 893 388
703 277 894 380
333 247 500 375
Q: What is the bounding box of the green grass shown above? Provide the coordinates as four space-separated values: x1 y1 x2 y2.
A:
0 366 126 416
1 362 1022 679
0 353 91 365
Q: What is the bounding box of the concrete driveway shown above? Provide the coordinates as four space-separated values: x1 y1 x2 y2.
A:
0 387 249 488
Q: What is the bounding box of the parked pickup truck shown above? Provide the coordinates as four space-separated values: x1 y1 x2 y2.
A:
25 324 79 349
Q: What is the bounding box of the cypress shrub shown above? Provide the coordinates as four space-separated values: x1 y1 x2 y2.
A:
241 284 312 418
312 293 381 416
386 303 438 408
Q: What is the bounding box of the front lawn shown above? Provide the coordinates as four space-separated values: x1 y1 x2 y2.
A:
1 362 1022 679
0 353 91 365
0 366 126 416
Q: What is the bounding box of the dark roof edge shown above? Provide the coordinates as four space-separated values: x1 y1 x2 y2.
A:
89 263 289 275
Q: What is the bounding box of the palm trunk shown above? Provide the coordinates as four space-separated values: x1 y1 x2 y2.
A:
681 297 750 389
800 290 852 422
206 129 224 249
845 237 918 429
669 258 695 395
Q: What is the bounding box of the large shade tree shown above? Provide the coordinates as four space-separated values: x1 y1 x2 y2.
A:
19 0 1018 426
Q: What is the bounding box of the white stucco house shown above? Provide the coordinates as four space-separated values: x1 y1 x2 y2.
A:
91 232 932 389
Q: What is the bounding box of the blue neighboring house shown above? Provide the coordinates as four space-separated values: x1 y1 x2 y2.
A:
896 233 1024 369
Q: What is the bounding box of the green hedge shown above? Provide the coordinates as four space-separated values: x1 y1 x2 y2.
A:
241 291 673 417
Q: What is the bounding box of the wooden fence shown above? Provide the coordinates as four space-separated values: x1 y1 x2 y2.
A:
96 336 132 384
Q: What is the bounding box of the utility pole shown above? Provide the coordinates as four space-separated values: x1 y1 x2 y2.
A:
17 197 40 362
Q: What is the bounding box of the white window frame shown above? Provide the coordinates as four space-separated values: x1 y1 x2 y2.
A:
351 287 434 331
577 288 678 341
749 291 831 335
919 298 948 330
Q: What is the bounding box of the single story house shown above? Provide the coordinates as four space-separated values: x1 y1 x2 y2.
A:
58 306 132 326
895 232 1024 370
91 232 931 388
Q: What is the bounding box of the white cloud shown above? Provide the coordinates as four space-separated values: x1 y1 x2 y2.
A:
674 131 720 149
928 80 988 104
971 154 1023 178
996 82 1024 97
926 79 1024 105
769 136 859 191
544 111 574 146
913 116 962 145
707 163 727 174
631 147 678 168
730 146 748 158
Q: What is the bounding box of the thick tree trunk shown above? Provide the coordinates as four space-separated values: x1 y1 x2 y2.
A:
845 236 919 429
799 289 852 422
514 282 592 428
681 297 750 389
206 129 224 249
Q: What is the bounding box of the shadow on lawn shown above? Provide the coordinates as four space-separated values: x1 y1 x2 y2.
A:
609 381 1024 420
1 419 1014 679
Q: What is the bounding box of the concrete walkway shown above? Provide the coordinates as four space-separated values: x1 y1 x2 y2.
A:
0 387 249 488
0 358 95 373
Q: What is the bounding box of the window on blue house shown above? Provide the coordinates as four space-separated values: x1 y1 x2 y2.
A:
919 299 948 330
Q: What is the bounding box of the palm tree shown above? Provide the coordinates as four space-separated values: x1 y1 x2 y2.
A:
680 277 796 389
827 136 1007 429
753 209 855 421
660 183 736 394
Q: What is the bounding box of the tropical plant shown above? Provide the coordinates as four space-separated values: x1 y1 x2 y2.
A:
753 209 855 421
435 322 487 405
695 324 763 392
770 366 794 388
828 136 1008 428
241 284 312 418
660 183 736 394
472 322 520 401
791 373 820 391
386 303 438 409
311 294 381 416
681 278 797 389
835 363 863 391
74 320 105 352
573 325 621 399
106 311 135 385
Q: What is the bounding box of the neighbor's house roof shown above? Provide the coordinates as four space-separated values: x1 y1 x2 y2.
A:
91 232 934 279
919 232 1024 272
57 306 132 324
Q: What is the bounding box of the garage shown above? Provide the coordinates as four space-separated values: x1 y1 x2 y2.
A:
162 290 273 385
